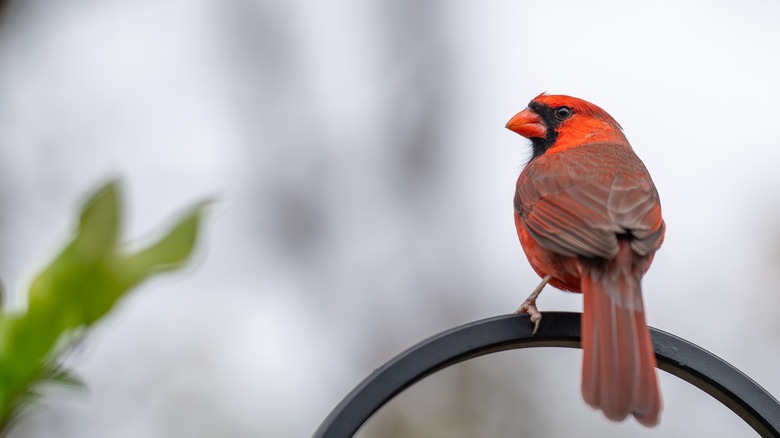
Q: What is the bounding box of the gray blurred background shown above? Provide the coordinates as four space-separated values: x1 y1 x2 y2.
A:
0 0 779 436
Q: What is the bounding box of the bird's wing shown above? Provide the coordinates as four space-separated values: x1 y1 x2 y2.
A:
606 174 665 256
515 171 664 259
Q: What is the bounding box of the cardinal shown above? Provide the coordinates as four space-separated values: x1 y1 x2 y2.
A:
506 93 664 426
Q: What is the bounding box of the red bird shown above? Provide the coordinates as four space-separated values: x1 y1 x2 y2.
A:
506 93 664 426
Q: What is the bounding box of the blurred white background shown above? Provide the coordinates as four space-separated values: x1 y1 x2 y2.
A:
1 0 779 436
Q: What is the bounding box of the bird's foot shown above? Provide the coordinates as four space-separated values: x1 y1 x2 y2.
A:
515 299 543 334
514 274 552 335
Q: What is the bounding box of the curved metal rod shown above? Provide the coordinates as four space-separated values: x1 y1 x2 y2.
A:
313 312 780 437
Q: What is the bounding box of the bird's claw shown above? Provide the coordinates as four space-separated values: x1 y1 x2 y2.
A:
515 299 542 335
515 274 551 335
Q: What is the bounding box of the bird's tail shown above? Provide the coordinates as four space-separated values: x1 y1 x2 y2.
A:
580 241 662 427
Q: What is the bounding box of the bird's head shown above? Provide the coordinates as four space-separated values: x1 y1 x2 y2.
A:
506 93 628 160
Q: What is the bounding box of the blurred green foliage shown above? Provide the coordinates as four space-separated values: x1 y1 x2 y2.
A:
0 181 207 434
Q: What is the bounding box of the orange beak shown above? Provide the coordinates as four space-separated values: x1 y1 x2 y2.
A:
506 108 547 139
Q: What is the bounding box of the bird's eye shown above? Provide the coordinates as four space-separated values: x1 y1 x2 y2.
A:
555 107 572 120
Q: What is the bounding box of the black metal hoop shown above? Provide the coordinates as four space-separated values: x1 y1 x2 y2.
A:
313 312 780 437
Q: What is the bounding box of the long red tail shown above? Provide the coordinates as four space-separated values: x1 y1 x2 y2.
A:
580 241 662 426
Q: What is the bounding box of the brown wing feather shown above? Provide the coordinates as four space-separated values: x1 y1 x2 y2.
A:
606 174 665 256
515 143 664 260
521 186 620 259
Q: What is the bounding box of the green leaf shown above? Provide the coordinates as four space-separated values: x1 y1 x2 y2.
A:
0 180 208 433
74 181 120 260
121 200 211 289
